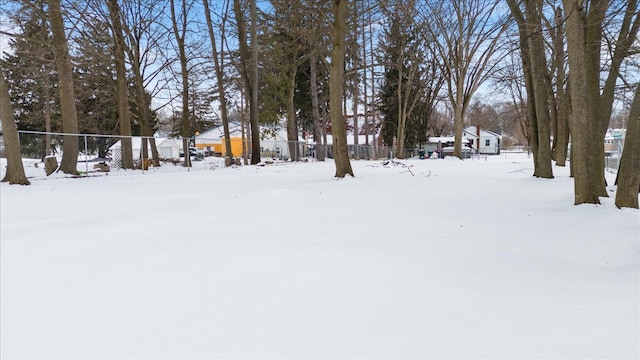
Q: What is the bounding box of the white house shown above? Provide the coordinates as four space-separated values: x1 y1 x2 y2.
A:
260 127 300 159
464 126 501 155
109 137 182 160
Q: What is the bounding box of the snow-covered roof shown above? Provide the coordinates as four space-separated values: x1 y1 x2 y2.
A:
464 126 502 138
197 121 244 140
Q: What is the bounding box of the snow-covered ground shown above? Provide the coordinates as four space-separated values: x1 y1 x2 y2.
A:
1 153 638 359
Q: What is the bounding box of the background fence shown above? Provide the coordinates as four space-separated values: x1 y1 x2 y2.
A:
3 130 623 179
3 131 399 177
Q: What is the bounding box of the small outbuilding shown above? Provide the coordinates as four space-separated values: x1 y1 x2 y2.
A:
109 137 182 160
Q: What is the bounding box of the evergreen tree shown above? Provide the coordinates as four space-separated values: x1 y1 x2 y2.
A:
1 1 60 158
72 19 120 158
378 2 433 157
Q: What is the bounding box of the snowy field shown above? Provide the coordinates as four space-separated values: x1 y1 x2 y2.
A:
1 153 639 359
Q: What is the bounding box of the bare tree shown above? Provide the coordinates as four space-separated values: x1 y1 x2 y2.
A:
48 0 79 174
120 0 166 167
380 0 430 159
331 0 354 177
562 0 639 204
0 69 29 185
233 0 260 164
550 5 570 167
507 0 553 178
107 0 134 169
169 0 193 167
615 82 640 209
422 0 509 159
203 0 234 166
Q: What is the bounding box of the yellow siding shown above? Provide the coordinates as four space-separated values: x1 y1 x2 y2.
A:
223 138 245 157
196 138 245 157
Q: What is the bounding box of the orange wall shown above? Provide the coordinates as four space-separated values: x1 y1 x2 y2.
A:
196 138 245 157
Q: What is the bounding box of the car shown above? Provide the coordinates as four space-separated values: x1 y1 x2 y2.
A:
180 147 205 158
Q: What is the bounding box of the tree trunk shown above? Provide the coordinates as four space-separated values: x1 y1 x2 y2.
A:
286 63 299 161
131 58 160 167
331 0 354 177
0 71 29 185
563 0 602 204
310 51 325 161
233 0 261 164
524 0 553 178
44 80 52 157
553 6 569 167
396 50 406 159
597 0 639 196
170 0 191 168
203 0 234 166
452 87 464 159
250 0 260 164
615 83 640 209
108 0 134 170
48 0 79 175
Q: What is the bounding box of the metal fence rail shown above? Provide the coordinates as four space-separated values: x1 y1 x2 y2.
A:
2 131 400 178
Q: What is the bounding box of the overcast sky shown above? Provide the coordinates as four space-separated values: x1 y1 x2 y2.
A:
0 15 14 59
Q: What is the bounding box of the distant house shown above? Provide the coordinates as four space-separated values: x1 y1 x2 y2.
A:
605 128 625 155
109 137 182 160
195 121 245 157
464 126 501 155
195 123 306 160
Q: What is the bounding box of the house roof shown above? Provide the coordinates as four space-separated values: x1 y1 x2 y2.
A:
197 124 304 142
197 121 244 140
464 126 502 138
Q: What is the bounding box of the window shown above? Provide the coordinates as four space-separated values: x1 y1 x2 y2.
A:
485 139 491 146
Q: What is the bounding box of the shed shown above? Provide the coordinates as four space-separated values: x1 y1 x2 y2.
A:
109 137 182 160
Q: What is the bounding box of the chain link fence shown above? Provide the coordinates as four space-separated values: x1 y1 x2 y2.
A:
2 130 400 179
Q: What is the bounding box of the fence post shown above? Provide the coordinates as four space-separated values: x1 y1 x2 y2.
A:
84 134 89 175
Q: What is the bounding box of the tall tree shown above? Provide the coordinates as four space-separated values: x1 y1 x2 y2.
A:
562 0 639 204
1 1 58 158
379 0 434 159
120 0 166 167
48 0 79 174
507 0 553 178
169 0 192 167
550 5 570 167
107 0 134 169
0 68 30 185
234 0 260 164
615 83 640 209
423 0 509 159
268 0 312 161
331 0 354 177
73 18 119 158
203 0 234 166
